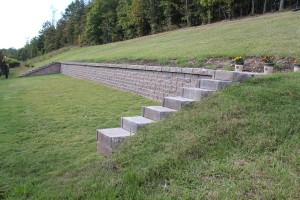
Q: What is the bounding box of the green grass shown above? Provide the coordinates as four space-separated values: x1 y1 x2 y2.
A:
1 72 299 199
0 75 159 199
0 67 29 80
110 72 300 199
30 12 300 67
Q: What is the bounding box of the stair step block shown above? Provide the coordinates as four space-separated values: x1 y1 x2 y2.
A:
143 106 177 121
96 128 132 156
121 116 154 133
163 96 196 110
197 79 232 90
181 87 214 100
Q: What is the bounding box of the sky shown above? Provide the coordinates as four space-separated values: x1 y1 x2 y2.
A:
0 0 74 49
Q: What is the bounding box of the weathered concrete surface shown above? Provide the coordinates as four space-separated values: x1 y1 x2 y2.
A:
143 106 177 121
163 96 196 110
197 79 232 90
181 87 214 100
96 128 133 156
121 116 154 133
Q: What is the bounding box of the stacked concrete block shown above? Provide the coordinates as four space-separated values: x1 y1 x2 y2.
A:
95 65 263 156
60 62 213 101
20 62 61 77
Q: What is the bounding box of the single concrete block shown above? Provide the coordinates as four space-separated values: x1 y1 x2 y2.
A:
181 87 214 100
213 70 264 82
197 79 232 90
163 96 196 110
121 116 154 133
213 70 234 81
142 106 177 121
96 128 133 156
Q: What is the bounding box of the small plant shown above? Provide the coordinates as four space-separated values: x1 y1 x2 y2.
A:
223 66 233 71
233 56 244 65
262 55 273 64
205 65 217 70
274 63 284 69
293 58 300 65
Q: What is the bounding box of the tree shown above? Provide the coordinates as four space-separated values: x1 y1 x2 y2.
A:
0 50 4 61
279 0 285 11
85 0 120 44
117 0 137 39
251 0 255 15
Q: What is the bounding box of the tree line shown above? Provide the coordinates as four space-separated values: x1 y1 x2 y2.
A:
4 0 299 61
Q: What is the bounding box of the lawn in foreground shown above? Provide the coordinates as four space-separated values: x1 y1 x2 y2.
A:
0 74 159 199
31 12 300 67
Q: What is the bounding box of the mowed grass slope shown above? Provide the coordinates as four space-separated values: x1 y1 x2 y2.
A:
107 73 300 199
0 75 159 199
31 12 300 67
0 72 299 199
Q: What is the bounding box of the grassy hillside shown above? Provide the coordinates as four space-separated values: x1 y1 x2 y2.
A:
110 72 300 199
0 72 299 199
30 12 300 67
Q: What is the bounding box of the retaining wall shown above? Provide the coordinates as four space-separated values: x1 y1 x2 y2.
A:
20 62 61 77
60 62 214 101
21 62 260 101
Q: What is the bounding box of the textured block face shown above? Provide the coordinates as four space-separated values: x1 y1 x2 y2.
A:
213 70 263 82
181 87 214 100
96 128 132 156
214 70 234 81
121 116 154 133
97 141 112 157
197 79 232 90
163 96 196 110
143 106 177 121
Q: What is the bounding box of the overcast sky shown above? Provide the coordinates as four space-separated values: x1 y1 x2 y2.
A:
0 0 74 49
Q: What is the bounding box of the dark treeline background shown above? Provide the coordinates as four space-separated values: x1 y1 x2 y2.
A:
3 0 299 61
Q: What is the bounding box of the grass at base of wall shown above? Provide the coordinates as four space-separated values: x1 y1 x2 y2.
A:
0 75 159 199
29 12 300 68
0 67 29 80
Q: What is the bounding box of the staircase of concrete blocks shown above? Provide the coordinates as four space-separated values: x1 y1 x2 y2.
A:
96 70 262 156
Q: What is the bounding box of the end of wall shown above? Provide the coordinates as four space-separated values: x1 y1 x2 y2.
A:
20 62 61 77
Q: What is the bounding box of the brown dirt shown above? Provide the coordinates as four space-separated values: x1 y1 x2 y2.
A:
108 57 296 73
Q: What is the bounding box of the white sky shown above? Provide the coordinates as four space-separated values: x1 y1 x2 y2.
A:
0 0 74 49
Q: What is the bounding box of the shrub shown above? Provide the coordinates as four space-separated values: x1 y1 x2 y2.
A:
5 57 21 68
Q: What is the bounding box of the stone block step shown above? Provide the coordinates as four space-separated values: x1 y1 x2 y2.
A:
197 79 232 90
163 96 196 110
181 87 214 100
142 106 177 121
96 128 133 156
121 116 154 133
213 70 263 82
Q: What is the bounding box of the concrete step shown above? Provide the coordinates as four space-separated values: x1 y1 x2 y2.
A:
163 96 196 110
213 70 264 82
142 106 177 121
96 128 133 156
181 87 214 100
121 116 154 133
197 79 232 90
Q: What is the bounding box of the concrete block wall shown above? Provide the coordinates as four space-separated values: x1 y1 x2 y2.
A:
21 62 261 101
60 62 214 101
20 62 61 77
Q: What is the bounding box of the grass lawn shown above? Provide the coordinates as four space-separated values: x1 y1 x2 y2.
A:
30 12 300 67
1 72 299 199
0 75 159 199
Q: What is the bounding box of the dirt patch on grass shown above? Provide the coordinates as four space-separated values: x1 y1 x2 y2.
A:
108 57 296 73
